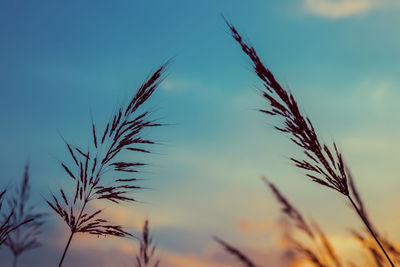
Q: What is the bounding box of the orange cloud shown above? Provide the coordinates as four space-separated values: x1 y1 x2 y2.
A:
236 219 273 233
161 252 232 267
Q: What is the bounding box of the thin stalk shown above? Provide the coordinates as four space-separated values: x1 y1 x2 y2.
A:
348 196 394 267
57 183 95 267
13 254 18 267
57 161 104 267
58 231 74 267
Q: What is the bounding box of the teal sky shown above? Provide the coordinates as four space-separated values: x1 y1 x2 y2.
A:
1 1 400 266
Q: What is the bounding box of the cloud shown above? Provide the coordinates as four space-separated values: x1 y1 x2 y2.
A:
160 251 232 267
302 0 377 18
160 78 194 92
369 81 390 103
236 219 274 233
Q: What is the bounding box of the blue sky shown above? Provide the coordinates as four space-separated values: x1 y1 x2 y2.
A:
1 1 400 266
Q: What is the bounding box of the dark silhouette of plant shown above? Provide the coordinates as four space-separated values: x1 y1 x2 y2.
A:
215 177 343 267
0 189 12 245
214 236 259 267
135 219 160 267
0 189 33 248
262 177 314 239
352 230 385 267
225 19 394 266
263 177 341 267
5 163 46 267
48 62 168 267
347 169 400 265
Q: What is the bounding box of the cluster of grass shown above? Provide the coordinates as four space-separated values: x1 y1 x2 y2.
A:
1 64 166 267
0 18 396 267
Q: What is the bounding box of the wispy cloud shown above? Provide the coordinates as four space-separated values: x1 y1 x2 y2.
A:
236 219 274 233
302 0 378 19
160 251 232 267
160 77 197 92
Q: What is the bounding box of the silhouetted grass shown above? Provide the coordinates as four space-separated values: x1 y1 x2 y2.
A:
47 62 168 267
0 190 33 248
214 236 258 267
263 177 341 267
135 219 160 267
225 18 394 266
4 163 46 267
215 177 343 267
347 169 400 265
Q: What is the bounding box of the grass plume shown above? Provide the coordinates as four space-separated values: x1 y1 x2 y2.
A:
214 236 259 267
48 62 168 267
1 189 33 248
135 219 160 267
263 177 342 267
4 163 45 267
1 191 19 246
225 18 394 266
348 169 400 265
214 178 344 267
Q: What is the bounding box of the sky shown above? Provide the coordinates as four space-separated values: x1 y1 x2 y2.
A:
1 0 400 266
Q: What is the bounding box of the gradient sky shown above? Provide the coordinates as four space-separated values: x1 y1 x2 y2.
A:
1 1 400 266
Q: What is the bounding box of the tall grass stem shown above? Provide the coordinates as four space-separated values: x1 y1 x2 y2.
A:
58 232 74 267
348 196 394 267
